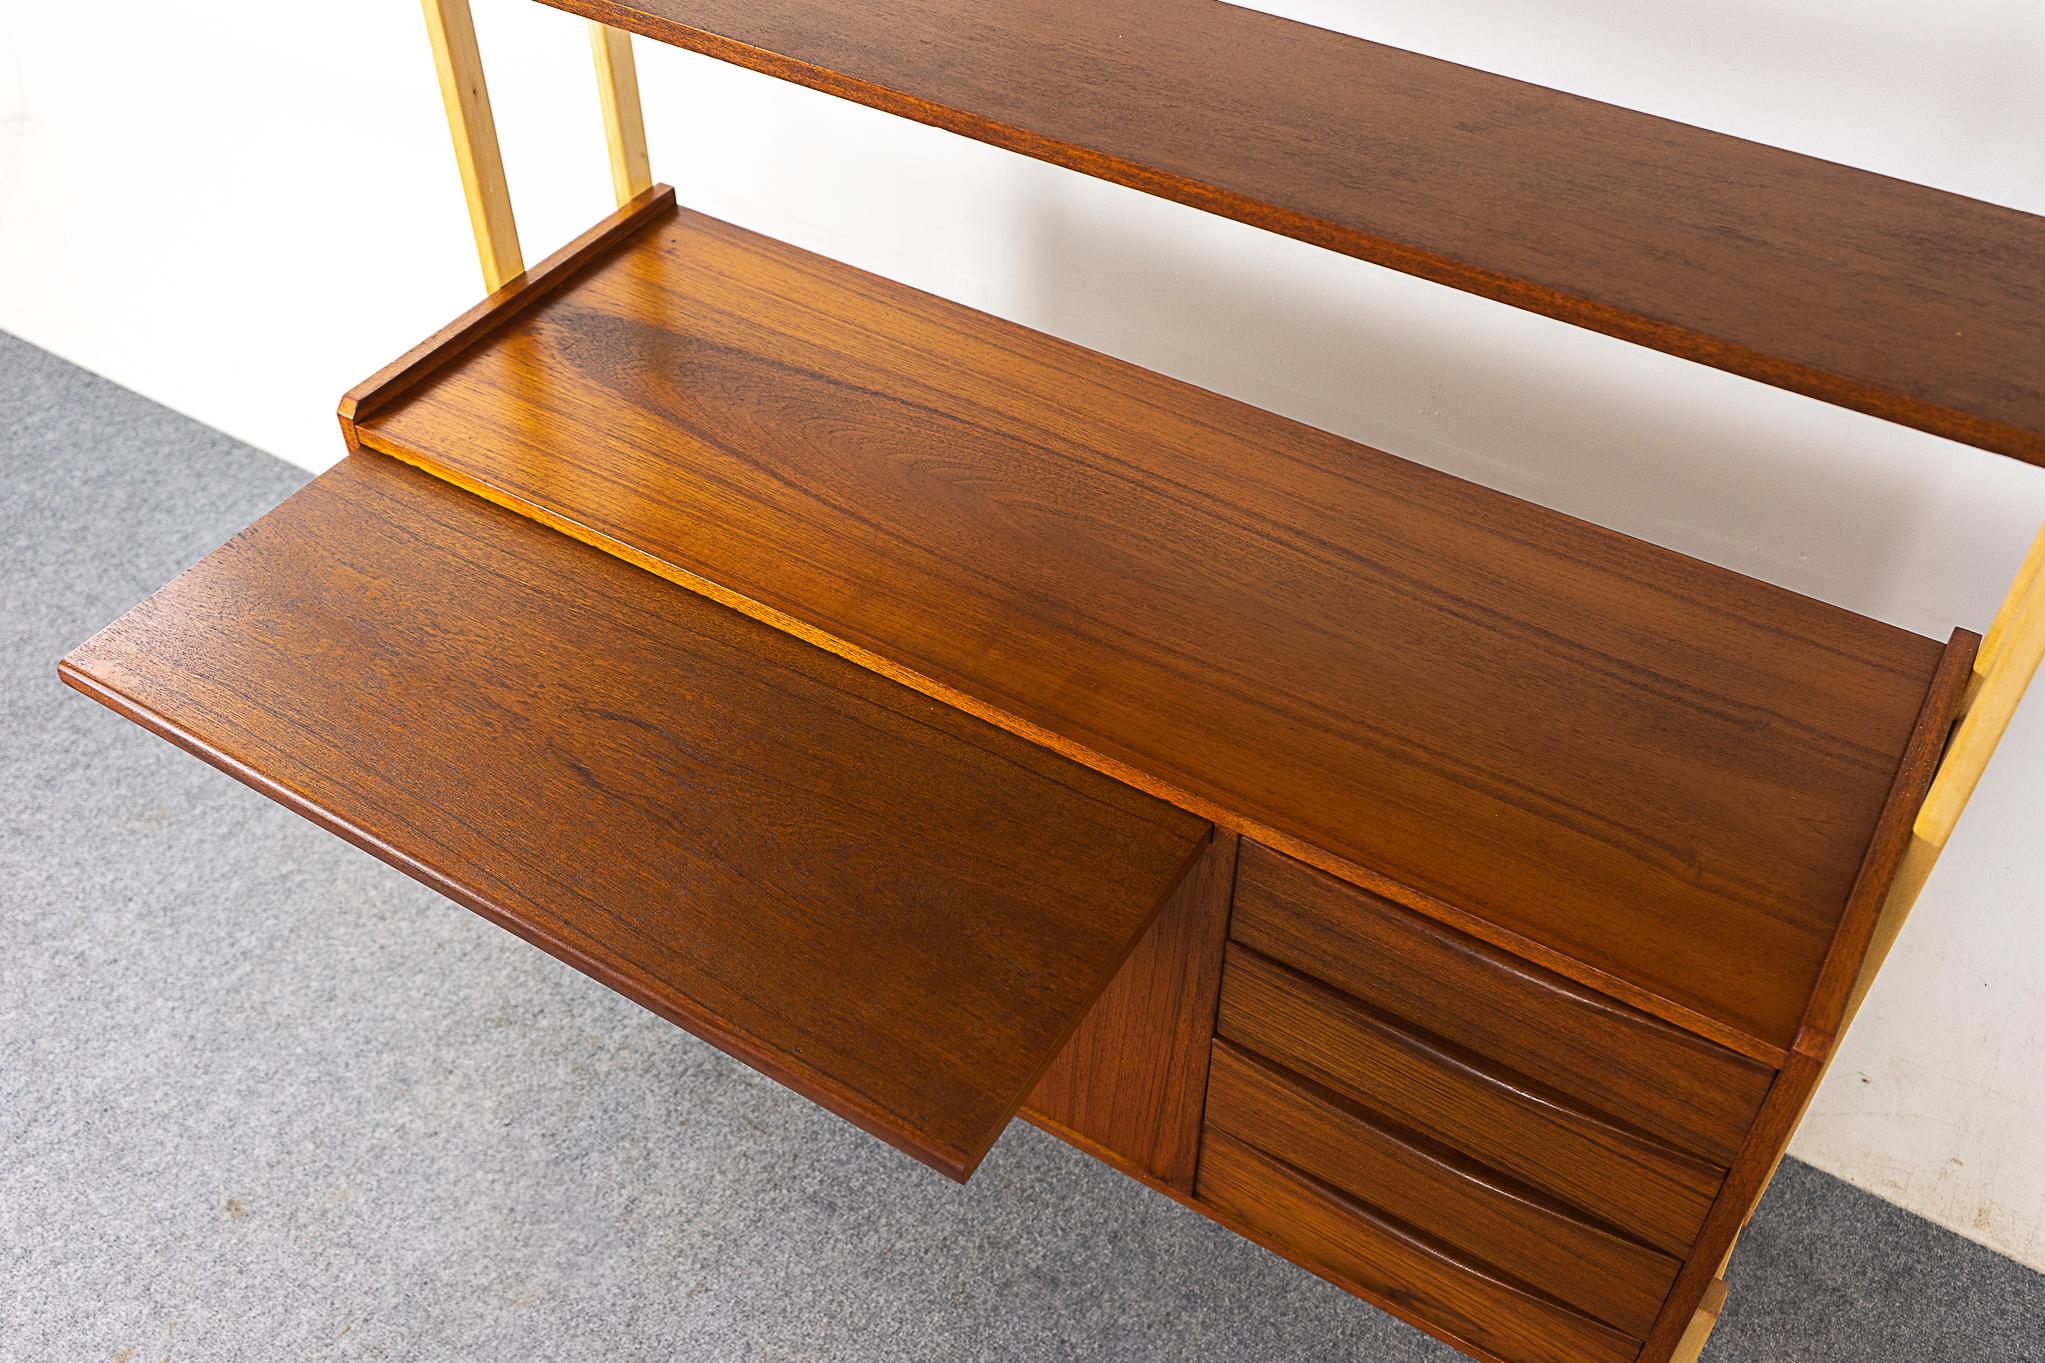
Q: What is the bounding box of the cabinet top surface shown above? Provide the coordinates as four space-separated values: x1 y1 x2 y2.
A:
355 200 1955 1059
60 453 1208 1180
545 0 2045 465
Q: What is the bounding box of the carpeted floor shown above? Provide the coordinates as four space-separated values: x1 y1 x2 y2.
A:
2 328 2040 1361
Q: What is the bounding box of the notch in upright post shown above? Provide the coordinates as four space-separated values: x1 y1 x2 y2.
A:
421 0 524 292
589 22 653 207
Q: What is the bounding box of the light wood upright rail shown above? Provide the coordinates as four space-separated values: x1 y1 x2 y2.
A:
420 0 523 290
588 20 653 206
419 0 651 284
1845 517 2045 1025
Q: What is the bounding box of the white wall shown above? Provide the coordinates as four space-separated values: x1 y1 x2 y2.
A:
3 0 2041 1269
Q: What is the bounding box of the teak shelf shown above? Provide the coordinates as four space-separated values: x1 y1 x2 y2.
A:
346 191 1952 1064
548 0 2045 466
60 5 2045 1363
61 453 1208 1180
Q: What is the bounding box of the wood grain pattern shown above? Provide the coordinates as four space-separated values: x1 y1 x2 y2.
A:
420 0 522 290
1217 946 1722 1257
1634 1051 1821 1362
1631 631 1977 1359
1801 629 1977 1055
588 21 652 206
1197 1131 1640 1363
1205 1041 1679 1337
337 183 676 450
59 454 1208 1182
1231 840 1772 1165
1024 831 1237 1190
540 0 2045 464
356 203 1950 1058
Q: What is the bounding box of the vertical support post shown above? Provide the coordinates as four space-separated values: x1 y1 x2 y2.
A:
1974 524 2045 684
1813 518 2045 1038
1917 518 2045 848
1671 1279 1730 1363
421 0 524 291
588 22 653 207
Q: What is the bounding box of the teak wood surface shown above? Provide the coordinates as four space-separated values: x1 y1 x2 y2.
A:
1631 628 1977 1360
541 0 2045 464
66 0 2035 1348
1229 841 1773 1166
1217 947 1723 1258
1198 1131 1640 1363
353 200 1950 1061
1025 830 1240 1190
1205 1041 1679 1338
59 454 1209 1181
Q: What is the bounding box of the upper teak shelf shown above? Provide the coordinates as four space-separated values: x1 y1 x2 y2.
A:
544 0 2045 466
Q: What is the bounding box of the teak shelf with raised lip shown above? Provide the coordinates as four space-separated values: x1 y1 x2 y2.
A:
343 188 1957 1067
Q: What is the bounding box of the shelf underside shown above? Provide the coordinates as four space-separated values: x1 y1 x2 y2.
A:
348 195 1956 1060
60 452 1208 1181
547 0 2045 464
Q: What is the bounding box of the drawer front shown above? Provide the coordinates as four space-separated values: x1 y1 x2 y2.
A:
1199 1130 1640 1363
1233 842 1772 1165
1217 945 1723 1256
1205 1040 1679 1337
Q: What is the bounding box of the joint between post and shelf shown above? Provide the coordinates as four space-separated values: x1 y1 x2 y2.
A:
1669 1278 1730 1363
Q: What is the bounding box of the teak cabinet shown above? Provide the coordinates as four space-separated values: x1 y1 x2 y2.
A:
61 5 2044 1362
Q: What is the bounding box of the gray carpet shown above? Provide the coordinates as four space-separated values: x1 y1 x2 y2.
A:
2 327 2039 1362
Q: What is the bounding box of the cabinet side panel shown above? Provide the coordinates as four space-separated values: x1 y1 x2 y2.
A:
1025 830 1239 1189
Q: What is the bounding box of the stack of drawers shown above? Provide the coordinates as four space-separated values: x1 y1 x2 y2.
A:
1198 843 1777 1363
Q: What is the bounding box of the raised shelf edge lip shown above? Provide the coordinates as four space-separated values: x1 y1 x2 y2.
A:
1794 625 1978 1060
536 0 2045 468
342 193 1976 1074
339 182 680 448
